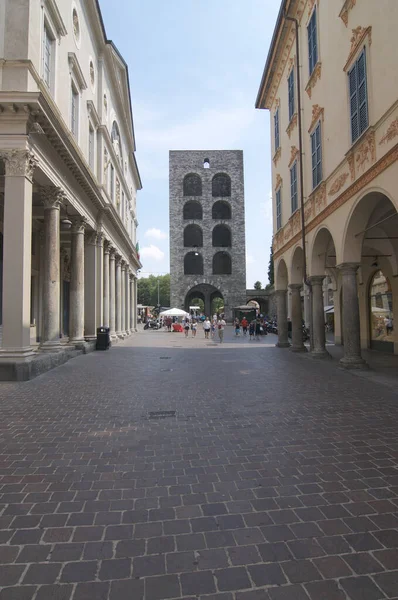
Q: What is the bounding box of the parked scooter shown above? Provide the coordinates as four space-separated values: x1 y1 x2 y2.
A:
144 320 160 330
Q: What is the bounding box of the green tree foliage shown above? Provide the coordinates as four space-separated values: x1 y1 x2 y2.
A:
137 274 170 307
254 281 262 290
268 245 274 286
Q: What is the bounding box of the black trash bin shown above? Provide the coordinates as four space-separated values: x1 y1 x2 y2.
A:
96 326 110 350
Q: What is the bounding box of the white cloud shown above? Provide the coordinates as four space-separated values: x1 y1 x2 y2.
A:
246 253 255 266
145 228 167 240
140 245 165 261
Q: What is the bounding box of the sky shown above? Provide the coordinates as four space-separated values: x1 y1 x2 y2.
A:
99 0 281 288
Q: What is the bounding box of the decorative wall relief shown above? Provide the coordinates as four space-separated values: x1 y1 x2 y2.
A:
355 130 376 173
288 146 300 168
309 104 324 133
286 113 298 139
339 0 357 27
379 118 398 145
328 173 349 196
344 26 372 71
305 62 322 98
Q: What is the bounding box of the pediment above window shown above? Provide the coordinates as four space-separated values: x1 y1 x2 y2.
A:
68 53 87 90
44 0 67 36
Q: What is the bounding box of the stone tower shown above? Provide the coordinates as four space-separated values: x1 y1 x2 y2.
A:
169 150 246 320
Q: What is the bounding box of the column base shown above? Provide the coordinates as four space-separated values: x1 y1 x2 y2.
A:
38 341 65 353
111 333 118 341
70 337 85 345
291 345 308 353
339 356 369 370
310 349 332 359
276 342 290 348
0 347 36 361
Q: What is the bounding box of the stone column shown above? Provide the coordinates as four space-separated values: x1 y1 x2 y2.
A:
115 255 122 337
129 275 134 331
275 290 290 348
103 241 110 328
120 261 126 337
126 268 131 335
337 263 367 369
84 232 98 340
69 218 86 343
289 284 307 352
96 233 104 327
309 276 330 358
134 276 138 331
0 150 37 357
109 248 116 339
40 186 65 351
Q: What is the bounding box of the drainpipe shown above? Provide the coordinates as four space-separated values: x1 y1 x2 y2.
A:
284 11 313 349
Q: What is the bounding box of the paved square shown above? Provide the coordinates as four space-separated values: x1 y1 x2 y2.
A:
0 328 398 599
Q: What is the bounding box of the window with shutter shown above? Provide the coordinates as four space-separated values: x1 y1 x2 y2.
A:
311 122 322 189
288 69 295 121
307 8 318 75
276 189 282 230
348 49 368 143
290 162 298 214
274 109 280 150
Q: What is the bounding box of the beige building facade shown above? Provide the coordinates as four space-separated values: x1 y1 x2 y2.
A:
0 0 141 379
256 0 398 367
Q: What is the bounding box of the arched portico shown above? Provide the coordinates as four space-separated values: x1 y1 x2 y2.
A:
274 259 290 348
309 227 337 358
184 283 224 319
288 246 306 352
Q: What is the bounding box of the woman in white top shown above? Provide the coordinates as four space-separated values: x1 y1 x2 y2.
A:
203 318 211 339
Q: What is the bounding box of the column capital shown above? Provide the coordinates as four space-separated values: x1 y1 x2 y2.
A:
288 283 303 291
121 260 127 271
1 149 38 180
96 231 104 247
308 275 325 286
103 240 111 255
115 253 122 265
336 262 360 275
109 246 116 259
40 186 65 210
71 217 86 234
274 289 287 297
86 230 98 246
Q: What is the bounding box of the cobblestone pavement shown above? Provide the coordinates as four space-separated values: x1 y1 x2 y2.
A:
1 327 398 600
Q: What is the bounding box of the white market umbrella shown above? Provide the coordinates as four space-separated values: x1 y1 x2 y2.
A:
159 308 189 317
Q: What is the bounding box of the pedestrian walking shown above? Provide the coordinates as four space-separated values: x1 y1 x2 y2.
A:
184 320 190 338
255 318 261 340
234 318 240 336
218 318 226 343
249 320 255 341
191 320 197 337
211 320 216 338
203 318 211 339
241 317 248 335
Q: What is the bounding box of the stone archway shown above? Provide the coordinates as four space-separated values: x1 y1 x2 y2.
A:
339 190 398 363
185 283 224 319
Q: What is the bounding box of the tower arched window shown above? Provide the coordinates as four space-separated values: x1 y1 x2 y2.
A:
111 121 123 166
184 224 203 247
212 201 231 220
184 252 203 275
183 173 202 196
213 252 232 275
183 201 202 220
212 224 231 247
212 173 231 197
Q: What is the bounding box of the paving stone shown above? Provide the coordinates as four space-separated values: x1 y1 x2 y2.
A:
35 584 74 599
248 563 286 586
60 561 97 583
23 563 62 584
228 544 261 565
340 575 386 600
181 570 216 595
313 555 352 578
109 579 144 600
373 571 398 597
268 585 310 600
0 565 26 586
166 550 197 573
72 582 109 600
282 560 322 584
344 552 385 574
0 587 39 600
306 580 348 600
215 567 252 591
145 574 181 600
